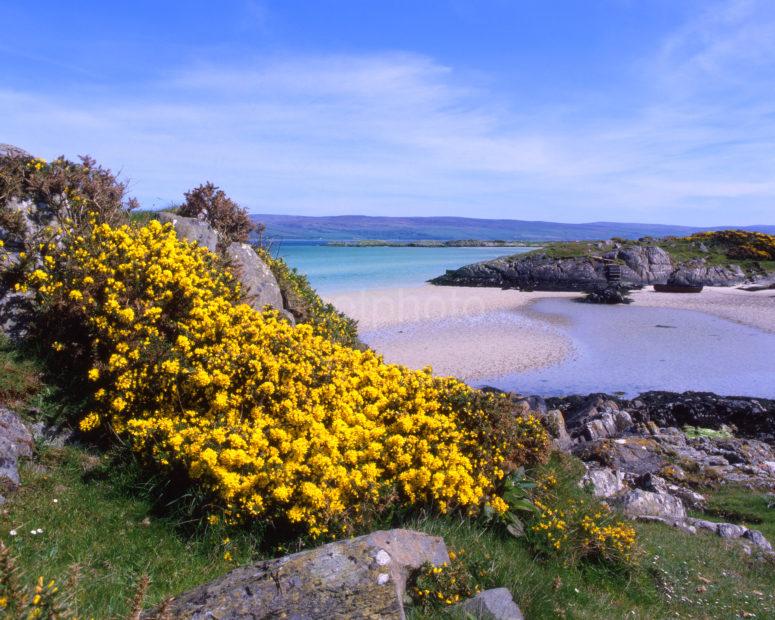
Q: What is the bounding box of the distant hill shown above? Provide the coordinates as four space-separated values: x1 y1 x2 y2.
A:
251 214 775 242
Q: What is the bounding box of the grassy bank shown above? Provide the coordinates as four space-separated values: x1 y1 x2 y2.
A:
4 441 773 619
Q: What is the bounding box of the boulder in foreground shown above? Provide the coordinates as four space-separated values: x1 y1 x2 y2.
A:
145 529 449 620
451 588 524 620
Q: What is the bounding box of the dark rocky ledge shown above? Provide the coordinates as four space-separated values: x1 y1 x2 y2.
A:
430 245 756 291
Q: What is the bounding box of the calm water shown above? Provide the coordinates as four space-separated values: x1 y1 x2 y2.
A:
274 243 775 397
274 243 530 293
480 298 775 398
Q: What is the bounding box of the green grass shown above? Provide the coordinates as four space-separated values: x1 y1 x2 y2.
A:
2 446 267 618
5 445 773 619
128 209 164 225
692 487 775 541
0 335 41 407
682 425 735 440
404 456 775 620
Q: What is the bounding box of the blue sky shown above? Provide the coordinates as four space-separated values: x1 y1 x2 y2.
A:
2 0 774 225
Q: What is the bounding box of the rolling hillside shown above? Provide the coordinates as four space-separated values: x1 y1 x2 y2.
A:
251 214 775 242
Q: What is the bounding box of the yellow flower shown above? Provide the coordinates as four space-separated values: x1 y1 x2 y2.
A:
24 219 549 536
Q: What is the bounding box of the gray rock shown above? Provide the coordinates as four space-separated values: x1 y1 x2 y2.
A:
0 144 32 158
573 437 665 477
668 260 746 287
0 197 59 249
225 242 285 314
145 529 449 620
0 408 33 494
582 466 627 498
717 523 746 539
157 212 218 253
666 485 705 509
683 518 774 552
30 422 74 448
636 473 669 494
0 409 33 459
615 489 687 520
541 409 572 450
525 395 547 415
614 410 633 432
740 275 775 291
685 518 719 532
451 588 523 620
743 529 773 552
430 243 758 290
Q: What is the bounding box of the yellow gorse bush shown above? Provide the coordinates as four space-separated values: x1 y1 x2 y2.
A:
26 219 547 536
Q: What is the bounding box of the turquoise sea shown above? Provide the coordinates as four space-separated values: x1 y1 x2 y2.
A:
274 242 529 293
273 242 775 397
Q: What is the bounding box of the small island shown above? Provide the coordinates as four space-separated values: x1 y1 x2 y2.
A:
430 230 775 291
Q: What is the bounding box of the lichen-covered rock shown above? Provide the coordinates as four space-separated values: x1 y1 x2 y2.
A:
668 260 746 287
541 409 572 450
450 588 524 620
581 466 627 498
157 213 287 316
430 242 754 290
743 529 774 552
157 212 219 253
0 408 33 496
145 529 449 620
615 489 686 521
225 242 285 314
684 518 773 552
563 395 632 441
0 144 32 159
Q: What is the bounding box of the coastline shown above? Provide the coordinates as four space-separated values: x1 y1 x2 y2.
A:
325 284 775 381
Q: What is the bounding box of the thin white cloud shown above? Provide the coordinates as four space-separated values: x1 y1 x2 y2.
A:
1 1 774 224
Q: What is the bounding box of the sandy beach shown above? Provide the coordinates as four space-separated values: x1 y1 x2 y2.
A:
630 286 775 334
325 284 775 380
326 285 576 379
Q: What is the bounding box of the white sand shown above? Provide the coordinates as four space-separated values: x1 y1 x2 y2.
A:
630 286 775 333
325 285 576 330
325 285 576 379
325 284 775 380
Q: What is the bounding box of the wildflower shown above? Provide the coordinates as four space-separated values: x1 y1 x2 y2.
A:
23 219 550 536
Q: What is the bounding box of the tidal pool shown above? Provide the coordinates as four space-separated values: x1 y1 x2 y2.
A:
478 298 775 398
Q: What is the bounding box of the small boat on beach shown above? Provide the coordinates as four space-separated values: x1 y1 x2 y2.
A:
653 283 704 293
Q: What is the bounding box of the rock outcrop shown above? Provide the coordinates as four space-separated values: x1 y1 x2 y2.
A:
0 408 33 503
615 489 687 521
547 391 775 443
157 211 219 254
145 529 449 620
516 391 775 555
431 245 753 290
225 241 285 313
451 588 524 620
157 212 287 316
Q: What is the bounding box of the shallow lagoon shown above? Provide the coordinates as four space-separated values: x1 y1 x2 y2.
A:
276 243 530 293
480 298 775 398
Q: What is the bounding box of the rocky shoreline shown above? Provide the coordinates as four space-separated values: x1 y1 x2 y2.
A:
507 390 775 555
431 239 775 291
